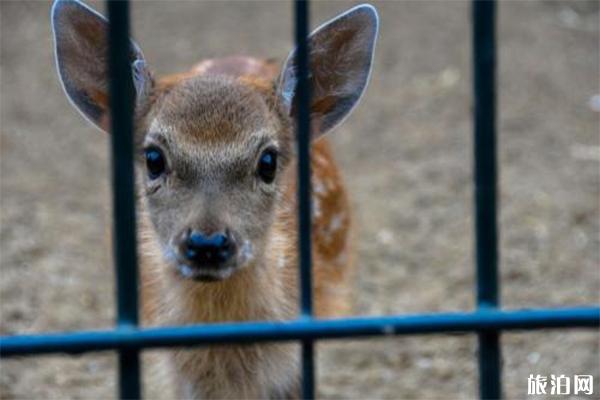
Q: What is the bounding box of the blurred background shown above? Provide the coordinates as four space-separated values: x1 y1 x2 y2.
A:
1 0 598 398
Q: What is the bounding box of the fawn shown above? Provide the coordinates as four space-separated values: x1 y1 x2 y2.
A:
52 0 378 398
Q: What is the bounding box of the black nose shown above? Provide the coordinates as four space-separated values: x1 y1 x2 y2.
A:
183 230 236 267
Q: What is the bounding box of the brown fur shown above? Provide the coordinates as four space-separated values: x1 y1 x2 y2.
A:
137 57 354 399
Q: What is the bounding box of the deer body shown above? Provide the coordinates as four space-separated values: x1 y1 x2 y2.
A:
52 1 378 398
140 64 354 398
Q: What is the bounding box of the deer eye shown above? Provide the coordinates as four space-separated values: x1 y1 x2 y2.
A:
257 148 277 184
145 147 166 179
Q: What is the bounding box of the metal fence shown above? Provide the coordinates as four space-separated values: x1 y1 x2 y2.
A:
1 1 598 399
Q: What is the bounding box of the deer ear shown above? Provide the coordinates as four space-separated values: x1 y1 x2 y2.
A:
51 0 152 132
278 4 378 140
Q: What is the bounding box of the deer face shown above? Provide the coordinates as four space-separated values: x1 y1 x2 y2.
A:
139 76 293 280
51 0 378 281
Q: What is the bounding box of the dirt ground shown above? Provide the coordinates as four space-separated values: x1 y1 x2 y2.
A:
0 0 598 399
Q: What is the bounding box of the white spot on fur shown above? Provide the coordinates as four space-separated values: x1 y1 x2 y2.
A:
329 213 344 233
312 198 322 219
313 179 326 195
313 154 329 167
277 254 286 269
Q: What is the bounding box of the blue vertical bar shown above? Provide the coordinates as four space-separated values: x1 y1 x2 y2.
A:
472 0 501 399
294 0 315 398
107 1 141 399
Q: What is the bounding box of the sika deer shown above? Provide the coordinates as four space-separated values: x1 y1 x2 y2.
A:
51 0 378 397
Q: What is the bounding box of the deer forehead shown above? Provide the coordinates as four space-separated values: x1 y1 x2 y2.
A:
151 75 281 146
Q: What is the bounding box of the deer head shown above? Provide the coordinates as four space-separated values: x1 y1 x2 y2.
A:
51 0 378 282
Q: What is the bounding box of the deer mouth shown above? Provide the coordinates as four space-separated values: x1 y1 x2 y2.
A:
175 262 238 282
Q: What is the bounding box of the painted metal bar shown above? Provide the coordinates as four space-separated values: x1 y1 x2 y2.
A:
472 1 500 399
2 307 598 357
106 1 141 398
294 0 315 398
295 0 313 320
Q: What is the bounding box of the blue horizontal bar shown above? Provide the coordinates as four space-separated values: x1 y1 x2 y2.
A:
1 307 597 357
